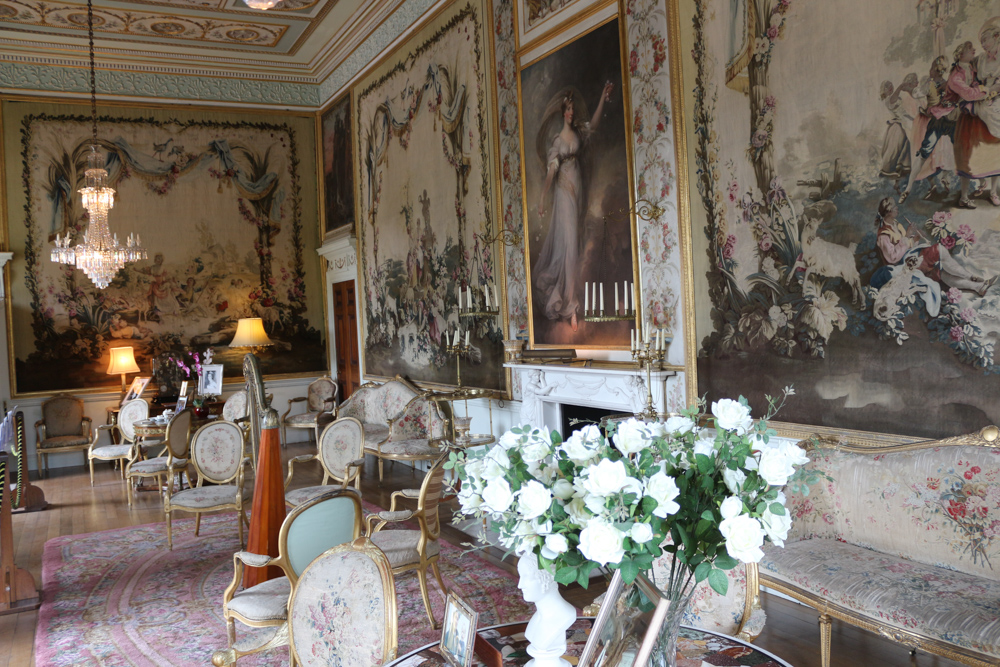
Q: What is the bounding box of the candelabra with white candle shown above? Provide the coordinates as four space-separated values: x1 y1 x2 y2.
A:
458 281 501 320
630 324 673 420
444 329 472 388
583 280 636 322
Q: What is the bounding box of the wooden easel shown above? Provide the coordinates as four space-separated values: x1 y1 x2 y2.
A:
0 450 41 615
9 412 47 513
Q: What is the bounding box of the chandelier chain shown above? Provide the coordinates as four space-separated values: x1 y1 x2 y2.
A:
87 0 96 143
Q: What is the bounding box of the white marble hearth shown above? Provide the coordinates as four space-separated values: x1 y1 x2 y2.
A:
504 362 676 432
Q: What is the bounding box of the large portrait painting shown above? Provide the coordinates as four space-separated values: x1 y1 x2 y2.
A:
675 0 1000 439
519 16 637 348
3 101 326 396
355 0 506 392
321 94 354 236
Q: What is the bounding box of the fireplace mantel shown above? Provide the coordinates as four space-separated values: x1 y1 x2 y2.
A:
504 362 676 431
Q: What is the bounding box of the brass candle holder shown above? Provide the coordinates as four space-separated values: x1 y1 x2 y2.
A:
631 330 671 421
446 341 472 388
458 286 500 320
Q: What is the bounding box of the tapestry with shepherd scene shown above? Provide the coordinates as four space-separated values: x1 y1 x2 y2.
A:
3 102 325 395
677 0 1000 439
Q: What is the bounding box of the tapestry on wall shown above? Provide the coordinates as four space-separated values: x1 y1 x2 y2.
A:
520 17 637 349
6 104 325 395
516 0 594 48
321 94 355 236
677 0 1000 438
355 0 506 392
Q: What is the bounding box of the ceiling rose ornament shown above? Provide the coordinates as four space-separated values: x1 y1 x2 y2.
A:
242 0 279 10
50 0 146 289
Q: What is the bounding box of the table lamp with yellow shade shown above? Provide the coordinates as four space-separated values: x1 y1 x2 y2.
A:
107 346 141 402
229 317 274 354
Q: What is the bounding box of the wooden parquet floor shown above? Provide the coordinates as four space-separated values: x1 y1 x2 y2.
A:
0 443 971 667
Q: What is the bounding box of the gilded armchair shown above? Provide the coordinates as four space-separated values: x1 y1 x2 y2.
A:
164 420 250 550
367 453 449 628
280 377 338 447
87 398 150 486
284 417 365 507
35 394 93 476
222 391 249 422
124 409 192 507
212 489 363 666
287 538 398 667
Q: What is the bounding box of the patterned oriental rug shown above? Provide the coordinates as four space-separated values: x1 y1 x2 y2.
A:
34 508 532 666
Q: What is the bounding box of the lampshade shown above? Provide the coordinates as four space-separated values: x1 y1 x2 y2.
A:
230 318 274 348
107 346 140 375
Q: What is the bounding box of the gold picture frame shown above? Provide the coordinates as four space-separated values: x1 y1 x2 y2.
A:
440 592 479 667
123 376 151 405
578 569 670 667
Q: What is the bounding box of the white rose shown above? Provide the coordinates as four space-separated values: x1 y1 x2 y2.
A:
621 476 645 498
481 447 511 481
757 448 795 486
482 478 514 514
552 478 575 500
643 421 668 439
629 522 654 544
719 496 744 520
565 497 592 526
614 418 651 455
528 462 557 485
761 507 793 547
464 459 484 482
541 533 569 559
561 425 601 462
583 492 608 515
663 415 696 435
712 398 753 435
722 467 746 494
693 436 717 459
645 471 680 517
457 484 483 511
582 459 629 497
498 430 523 450
517 480 553 520
521 439 552 463
774 439 810 467
719 515 766 563
578 518 626 565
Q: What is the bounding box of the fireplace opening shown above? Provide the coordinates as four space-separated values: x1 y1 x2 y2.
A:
560 403 624 439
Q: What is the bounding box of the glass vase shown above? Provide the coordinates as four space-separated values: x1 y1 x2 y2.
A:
647 561 699 667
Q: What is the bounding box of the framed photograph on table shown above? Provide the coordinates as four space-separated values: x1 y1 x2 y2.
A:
122 377 150 405
440 593 478 667
178 380 189 399
578 569 671 667
198 364 224 397
175 395 188 412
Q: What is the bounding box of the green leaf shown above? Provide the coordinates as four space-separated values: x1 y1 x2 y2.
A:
700 510 715 521
620 558 640 585
577 567 590 588
555 566 578 585
708 568 729 596
694 562 711 583
695 453 714 474
769 502 786 516
642 496 659 515
551 430 563 446
713 554 738 570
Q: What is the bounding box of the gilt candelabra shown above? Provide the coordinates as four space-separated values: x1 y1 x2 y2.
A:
631 325 671 421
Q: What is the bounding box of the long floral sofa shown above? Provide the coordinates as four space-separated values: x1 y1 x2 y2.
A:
760 426 1000 667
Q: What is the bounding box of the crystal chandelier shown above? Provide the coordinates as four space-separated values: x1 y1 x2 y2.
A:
50 0 145 289
243 0 279 10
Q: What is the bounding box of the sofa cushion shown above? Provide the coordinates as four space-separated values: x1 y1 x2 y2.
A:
373 439 438 458
761 538 1000 658
285 412 335 427
786 445 1000 580
362 423 390 445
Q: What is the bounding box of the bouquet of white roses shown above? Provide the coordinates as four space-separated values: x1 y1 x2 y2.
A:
449 389 807 596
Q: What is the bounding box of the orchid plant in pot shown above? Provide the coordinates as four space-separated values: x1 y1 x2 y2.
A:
449 388 807 666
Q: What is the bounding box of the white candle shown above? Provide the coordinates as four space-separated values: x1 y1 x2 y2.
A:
485 287 490 309
624 281 630 313
467 288 473 310
657 329 663 351
494 284 499 309
645 322 650 343
465 330 470 346
599 283 604 312
584 282 589 313
614 283 619 314
457 286 461 310
456 327 460 344
593 283 598 314
630 330 635 352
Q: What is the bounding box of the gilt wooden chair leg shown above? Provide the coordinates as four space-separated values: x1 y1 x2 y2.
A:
818 612 832 667
417 564 438 629
195 514 202 536
166 511 173 550
431 560 447 598
89 459 95 486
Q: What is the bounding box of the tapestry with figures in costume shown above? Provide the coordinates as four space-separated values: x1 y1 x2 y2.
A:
677 0 1000 438
355 0 506 392
3 101 325 395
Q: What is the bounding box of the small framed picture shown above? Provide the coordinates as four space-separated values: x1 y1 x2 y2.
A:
440 592 478 667
175 395 188 412
179 380 189 398
198 364 224 397
578 570 671 667
123 377 151 405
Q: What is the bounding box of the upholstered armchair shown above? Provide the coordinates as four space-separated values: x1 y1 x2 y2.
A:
124 409 193 507
280 377 338 447
164 420 251 550
284 417 365 507
87 398 151 486
336 377 421 451
367 453 449 628
222 391 249 422
35 394 93 476
370 395 449 483
287 538 398 667
212 489 363 667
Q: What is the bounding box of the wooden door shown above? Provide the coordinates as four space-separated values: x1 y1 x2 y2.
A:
332 280 360 400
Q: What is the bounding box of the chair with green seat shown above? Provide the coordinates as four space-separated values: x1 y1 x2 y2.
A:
212 488 363 666
284 417 365 508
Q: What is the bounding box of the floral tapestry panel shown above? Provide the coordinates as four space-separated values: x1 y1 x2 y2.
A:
3 101 325 395
321 94 355 236
676 0 1000 438
355 0 506 392
520 17 637 348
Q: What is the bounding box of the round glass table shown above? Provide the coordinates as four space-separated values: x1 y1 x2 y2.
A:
386 618 792 666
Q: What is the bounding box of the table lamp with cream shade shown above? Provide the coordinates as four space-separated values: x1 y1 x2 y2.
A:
229 317 274 354
107 346 141 401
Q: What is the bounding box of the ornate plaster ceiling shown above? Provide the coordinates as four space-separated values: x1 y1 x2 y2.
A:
0 0 407 92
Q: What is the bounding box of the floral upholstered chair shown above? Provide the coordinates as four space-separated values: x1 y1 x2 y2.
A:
222 391 249 422
367 453 449 628
371 395 450 483
335 377 421 455
124 409 193 507
212 489 363 667
288 537 397 667
87 398 153 486
34 393 93 476
280 377 338 447
284 417 366 507
164 420 250 550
